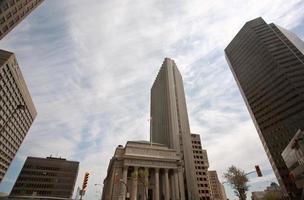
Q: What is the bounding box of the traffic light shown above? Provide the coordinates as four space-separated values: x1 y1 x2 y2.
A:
255 165 262 177
82 172 90 190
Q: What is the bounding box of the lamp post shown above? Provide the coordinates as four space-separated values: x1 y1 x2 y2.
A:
0 104 25 134
94 183 103 200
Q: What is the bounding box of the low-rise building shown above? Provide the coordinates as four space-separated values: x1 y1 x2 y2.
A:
251 182 283 200
10 156 79 199
220 184 227 200
251 191 265 200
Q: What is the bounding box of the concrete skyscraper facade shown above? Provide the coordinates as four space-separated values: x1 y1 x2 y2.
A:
191 134 211 200
10 156 79 199
225 17 304 198
0 0 44 40
0 49 37 182
208 171 227 200
151 58 199 199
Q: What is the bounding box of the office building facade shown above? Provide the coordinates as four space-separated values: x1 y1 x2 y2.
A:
0 49 37 182
251 182 283 200
282 129 304 189
10 156 79 199
225 17 304 197
191 134 212 200
151 58 199 199
208 171 227 200
0 0 44 40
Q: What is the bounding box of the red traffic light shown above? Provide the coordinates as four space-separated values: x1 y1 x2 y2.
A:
82 172 90 190
255 165 262 177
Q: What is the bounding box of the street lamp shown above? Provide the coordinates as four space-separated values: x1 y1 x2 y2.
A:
95 191 102 200
94 183 103 200
0 104 25 134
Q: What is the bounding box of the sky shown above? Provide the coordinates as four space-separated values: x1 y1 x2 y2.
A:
0 0 304 199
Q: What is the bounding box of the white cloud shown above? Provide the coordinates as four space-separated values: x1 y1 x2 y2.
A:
0 0 303 199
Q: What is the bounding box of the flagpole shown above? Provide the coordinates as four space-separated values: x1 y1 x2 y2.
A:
150 117 152 146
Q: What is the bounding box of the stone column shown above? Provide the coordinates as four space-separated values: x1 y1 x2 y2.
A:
143 168 149 200
131 166 138 200
178 167 185 200
121 166 128 200
164 169 170 200
170 171 176 200
174 169 180 200
154 168 160 200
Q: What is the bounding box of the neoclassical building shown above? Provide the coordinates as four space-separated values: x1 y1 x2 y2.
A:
102 141 185 200
102 58 213 200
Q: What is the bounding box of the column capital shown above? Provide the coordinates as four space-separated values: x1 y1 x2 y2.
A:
164 168 169 173
155 168 160 172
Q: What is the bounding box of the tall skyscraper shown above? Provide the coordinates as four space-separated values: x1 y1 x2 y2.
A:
10 156 79 199
0 0 44 40
0 49 37 182
151 58 199 199
225 17 304 198
191 134 212 200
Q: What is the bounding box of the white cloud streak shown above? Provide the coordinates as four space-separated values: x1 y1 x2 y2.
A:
0 0 303 199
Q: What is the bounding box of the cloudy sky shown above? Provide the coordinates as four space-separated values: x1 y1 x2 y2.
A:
0 0 304 199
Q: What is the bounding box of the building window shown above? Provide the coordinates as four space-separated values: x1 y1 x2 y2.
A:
0 17 5 24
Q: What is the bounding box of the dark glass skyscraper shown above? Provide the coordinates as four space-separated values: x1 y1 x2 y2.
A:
151 58 199 199
225 17 304 198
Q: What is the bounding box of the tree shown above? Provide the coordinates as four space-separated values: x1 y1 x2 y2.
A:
224 165 249 200
131 168 149 199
